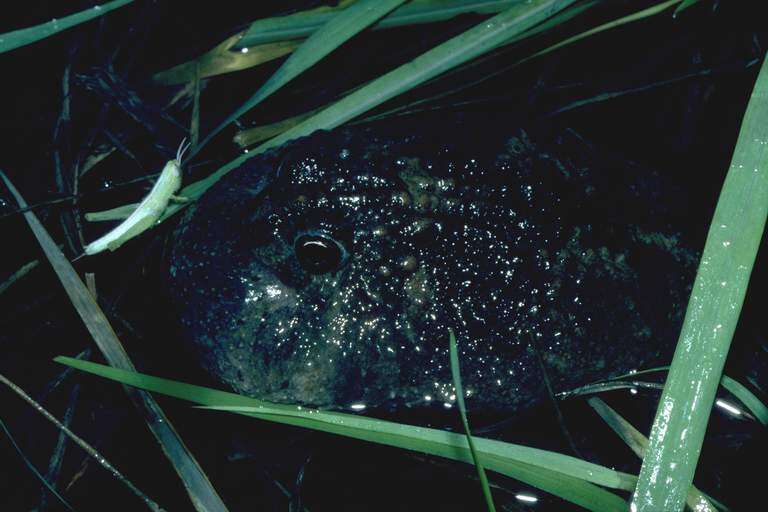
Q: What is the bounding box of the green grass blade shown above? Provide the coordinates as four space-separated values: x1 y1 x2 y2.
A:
587 398 717 512
632 56 768 511
238 0 523 47
173 0 580 210
195 0 407 153
720 375 768 427
579 366 767 427
0 171 229 512
1 419 76 511
55 356 631 511
0 0 134 54
252 0 579 154
517 0 683 68
449 329 496 512
674 0 702 16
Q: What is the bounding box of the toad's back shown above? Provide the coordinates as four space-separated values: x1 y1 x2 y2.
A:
168 119 697 411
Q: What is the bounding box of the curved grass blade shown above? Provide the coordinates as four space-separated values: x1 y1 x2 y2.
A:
173 0 581 213
632 55 768 512
251 0 579 155
153 34 300 86
234 0 599 147
55 356 630 511
570 366 768 427
516 0 683 69
0 171 228 512
0 0 134 54
674 0 702 16
1 419 76 512
720 375 768 427
238 0 523 47
194 0 407 154
0 372 165 511
449 329 496 512
587 398 717 512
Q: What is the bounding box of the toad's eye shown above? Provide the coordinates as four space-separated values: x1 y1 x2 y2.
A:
294 234 346 275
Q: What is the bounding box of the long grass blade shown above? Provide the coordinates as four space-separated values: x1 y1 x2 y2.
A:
0 171 229 512
568 366 768 427
153 35 300 85
587 398 717 512
238 0 522 47
632 55 768 512
720 375 768 427
55 356 631 512
0 372 165 511
0 0 134 54
449 329 496 512
674 0 702 16
169 0 581 216
194 0 407 154
516 0 683 69
1 419 76 511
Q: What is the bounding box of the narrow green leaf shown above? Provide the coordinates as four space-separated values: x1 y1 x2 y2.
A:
633 56 768 511
252 0 579 155
238 0 523 47
517 0 682 68
575 366 767 427
55 356 631 511
673 0 702 16
0 171 228 512
0 0 134 54
588 398 717 512
1 419 75 511
449 329 496 512
195 0 407 153
720 375 768 427
176 0 580 210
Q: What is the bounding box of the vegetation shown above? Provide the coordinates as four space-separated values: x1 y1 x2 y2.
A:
0 1 765 511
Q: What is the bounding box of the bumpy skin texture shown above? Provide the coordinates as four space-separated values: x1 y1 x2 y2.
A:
168 119 698 412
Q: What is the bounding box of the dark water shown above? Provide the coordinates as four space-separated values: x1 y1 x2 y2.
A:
0 1 766 511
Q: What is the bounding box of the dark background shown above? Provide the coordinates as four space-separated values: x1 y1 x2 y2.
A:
0 1 766 510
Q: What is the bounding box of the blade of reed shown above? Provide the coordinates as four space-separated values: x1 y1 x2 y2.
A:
193 0 407 155
55 356 630 512
153 35 300 85
587 398 717 512
0 171 228 512
569 366 768 427
449 329 496 512
720 375 768 427
250 0 579 154
153 1 546 86
233 0 598 147
168 0 581 220
515 0 683 69
0 372 165 511
0 0 134 54
238 0 522 47
674 0 702 16
0 419 75 511
632 55 768 512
